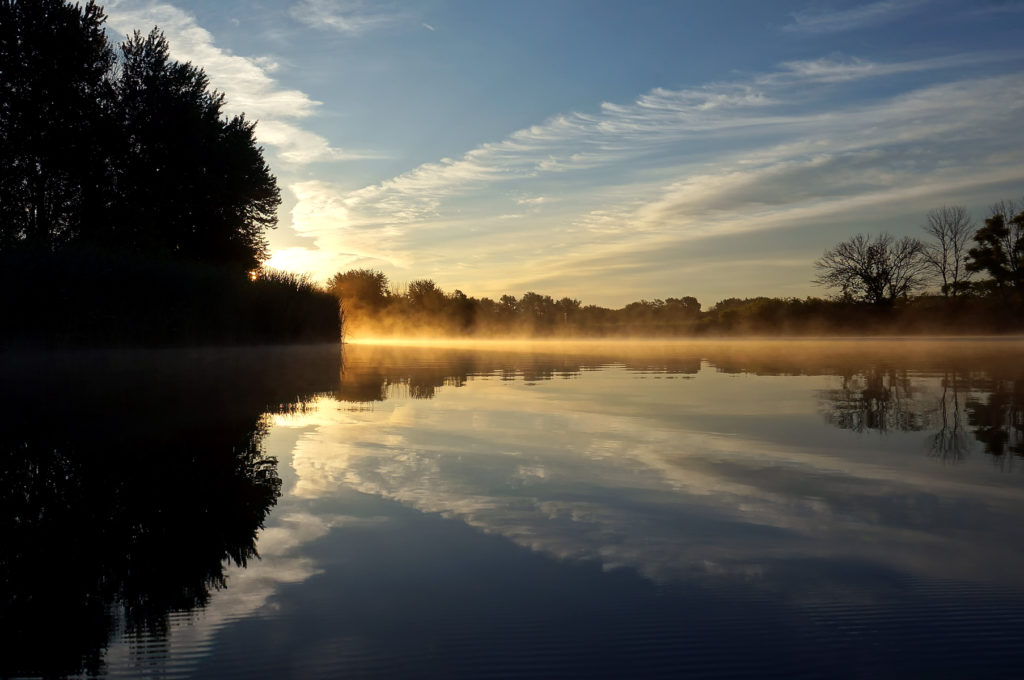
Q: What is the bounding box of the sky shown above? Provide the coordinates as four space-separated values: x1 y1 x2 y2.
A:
100 0 1024 307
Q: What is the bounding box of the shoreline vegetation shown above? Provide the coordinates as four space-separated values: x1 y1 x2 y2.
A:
330 290 1022 340
0 1 339 348
0 248 340 347
329 198 1023 339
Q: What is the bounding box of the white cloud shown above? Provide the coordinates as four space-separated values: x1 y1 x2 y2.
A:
273 363 1024 587
770 52 1009 83
289 0 404 35
104 0 377 166
265 181 414 275
784 0 930 33
274 51 1024 298
257 120 385 164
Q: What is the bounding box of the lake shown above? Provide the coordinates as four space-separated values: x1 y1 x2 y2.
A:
4 339 1024 678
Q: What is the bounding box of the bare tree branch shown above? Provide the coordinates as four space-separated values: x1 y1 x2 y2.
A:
921 205 974 297
814 233 929 305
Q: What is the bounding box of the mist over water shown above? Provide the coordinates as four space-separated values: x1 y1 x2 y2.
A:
5 339 1024 678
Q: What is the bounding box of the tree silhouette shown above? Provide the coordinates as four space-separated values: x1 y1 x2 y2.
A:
921 205 974 297
407 278 446 314
814 233 929 306
112 29 280 270
448 288 477 331
329 268 389 308
0 2 315 346
966 199 1024 300
0 0 114 249
0 4 280 272
328 267 389 327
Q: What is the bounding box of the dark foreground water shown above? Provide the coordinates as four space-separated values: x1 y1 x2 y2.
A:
4 339 1024 679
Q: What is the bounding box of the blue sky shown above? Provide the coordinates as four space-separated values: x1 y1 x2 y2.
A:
101 0 1024 306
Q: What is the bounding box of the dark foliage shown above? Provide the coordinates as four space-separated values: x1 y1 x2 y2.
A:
0 0 115 249
966 199 1024 301
325 197 1024 339
0 2 279 269
0 1 320 345
111 29 279 269
0 249 340 347
326 269 705 338
325 269 1022 339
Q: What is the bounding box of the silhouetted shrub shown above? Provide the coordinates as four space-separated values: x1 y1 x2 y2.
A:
0 249 340 347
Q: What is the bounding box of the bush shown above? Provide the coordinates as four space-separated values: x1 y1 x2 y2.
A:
0 250 340 347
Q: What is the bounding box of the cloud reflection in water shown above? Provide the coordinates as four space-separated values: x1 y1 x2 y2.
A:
274 341 1024 591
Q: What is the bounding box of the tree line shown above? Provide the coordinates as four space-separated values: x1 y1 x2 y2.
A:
329 196 1024 338
0 0 340 345
813 199 1024 305
327 268 703 337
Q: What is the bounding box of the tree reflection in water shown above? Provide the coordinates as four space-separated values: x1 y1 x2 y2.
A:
967 375 1024 462
337 342 1024 467
821 366 926 433
0 346 339 678
334 344 701 402
928 371 973 463
815 357 1024 467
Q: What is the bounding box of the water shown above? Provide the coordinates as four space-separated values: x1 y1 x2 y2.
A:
3 339 1024 678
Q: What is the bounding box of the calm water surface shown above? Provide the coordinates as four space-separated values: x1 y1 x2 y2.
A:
4 339 1024 678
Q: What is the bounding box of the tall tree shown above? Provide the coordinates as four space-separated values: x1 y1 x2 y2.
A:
814 233 929 306
406 279 446 313
328 269 390 311
1 5 281 270
966 199 1024 298
0 0 114 250
921 205 974 297
112 29 280 270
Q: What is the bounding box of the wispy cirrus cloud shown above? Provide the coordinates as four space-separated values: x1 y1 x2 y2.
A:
268 50 1024 302
103 0 382 165
964 1 1024 16
768 52 1011 83
784 0 929 33
289 0 406 35
281 51 1007 223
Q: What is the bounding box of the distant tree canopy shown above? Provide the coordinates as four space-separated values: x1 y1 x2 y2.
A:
326 270 709 338
328 269 390 311
327 196 1024 339
0 0 280 271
